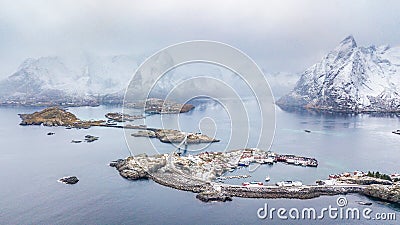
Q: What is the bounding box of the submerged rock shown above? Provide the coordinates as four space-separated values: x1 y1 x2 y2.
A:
84 135 99 143
109 159 125 167
59 176 79 184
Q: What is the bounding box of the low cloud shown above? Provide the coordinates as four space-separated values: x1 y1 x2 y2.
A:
0 0 399 78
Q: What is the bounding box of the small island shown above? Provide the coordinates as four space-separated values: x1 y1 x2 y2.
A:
19 107 104 128
131 129 219 144
129 98 194 114
58 176 79 185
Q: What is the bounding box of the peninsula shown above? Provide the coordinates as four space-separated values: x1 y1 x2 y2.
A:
110 148 400 204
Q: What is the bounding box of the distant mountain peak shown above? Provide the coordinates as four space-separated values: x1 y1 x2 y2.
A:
339 35 357 48
277 36 400 113
18 58 37 70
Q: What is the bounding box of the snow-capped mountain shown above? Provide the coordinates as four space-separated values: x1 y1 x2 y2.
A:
0 55 142 105
0 53 296 106
277 36 400 112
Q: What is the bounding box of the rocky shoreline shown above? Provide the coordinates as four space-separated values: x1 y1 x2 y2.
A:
221 185 363 199
196 191 233 202
362 184 400 204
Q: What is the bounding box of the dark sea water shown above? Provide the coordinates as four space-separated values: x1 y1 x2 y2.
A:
0 101 400 224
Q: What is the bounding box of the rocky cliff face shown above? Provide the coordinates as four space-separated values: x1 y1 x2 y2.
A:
277 36 400 112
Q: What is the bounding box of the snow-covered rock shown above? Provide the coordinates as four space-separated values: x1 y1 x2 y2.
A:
277 36 400 112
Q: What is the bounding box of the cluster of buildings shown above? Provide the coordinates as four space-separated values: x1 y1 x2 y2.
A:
237 148 275 166
131 148 321 186
172 150 242 181
0 95 100 107
275 154 318 167
328 170 366 179
237 148 318 168
391 173 400 181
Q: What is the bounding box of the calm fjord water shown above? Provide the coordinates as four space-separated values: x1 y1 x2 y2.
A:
0 101 399 224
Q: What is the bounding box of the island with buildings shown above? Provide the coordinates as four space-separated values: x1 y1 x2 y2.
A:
110 148 400 203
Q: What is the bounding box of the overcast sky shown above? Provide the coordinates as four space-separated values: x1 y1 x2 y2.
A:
0 0 399 78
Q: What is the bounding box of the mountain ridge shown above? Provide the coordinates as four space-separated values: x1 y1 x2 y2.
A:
0 55 142 106
0 55 298 106
277 36 400 113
